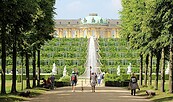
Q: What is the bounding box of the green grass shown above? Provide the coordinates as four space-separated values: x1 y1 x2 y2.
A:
0 88 48 102
2 80 32 93
137 80 173 102
0 80 49 102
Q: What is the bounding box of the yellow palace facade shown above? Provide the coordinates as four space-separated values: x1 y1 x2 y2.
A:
54 13 121 38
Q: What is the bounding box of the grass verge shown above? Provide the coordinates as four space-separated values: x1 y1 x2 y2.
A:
0 87 49 102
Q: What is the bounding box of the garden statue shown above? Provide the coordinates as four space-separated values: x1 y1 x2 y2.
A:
127 63 132 74
52 63 57 75
117 65 120 76
165 62 169 74
63 65 67 77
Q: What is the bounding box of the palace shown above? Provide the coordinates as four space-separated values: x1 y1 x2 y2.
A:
54 13 121 38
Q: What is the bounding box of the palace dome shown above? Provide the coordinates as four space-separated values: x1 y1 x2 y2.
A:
81 13 108 25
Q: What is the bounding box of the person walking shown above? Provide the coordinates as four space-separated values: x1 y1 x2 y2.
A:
50 75 55 90
71 71 77 92
97 73 102 86
90 72 97 92
129 73 140 96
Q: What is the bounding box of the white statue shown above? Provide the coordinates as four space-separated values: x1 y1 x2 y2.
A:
165 62 169 74
52 63 57 75
117 65 120 76
63 66 67 77
127 63 132 74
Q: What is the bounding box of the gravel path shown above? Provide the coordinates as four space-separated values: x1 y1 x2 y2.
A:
24 86 152 102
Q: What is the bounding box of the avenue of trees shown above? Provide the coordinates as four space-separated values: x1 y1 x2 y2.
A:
0 0 55 94
120 0 173 93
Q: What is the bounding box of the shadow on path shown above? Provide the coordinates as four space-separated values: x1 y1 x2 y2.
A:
24 86 153 102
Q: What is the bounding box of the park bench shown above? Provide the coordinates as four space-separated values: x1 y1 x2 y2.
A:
146 90 156 96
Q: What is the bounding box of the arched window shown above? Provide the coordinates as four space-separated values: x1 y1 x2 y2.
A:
63 30 67 38
72 30 76 38
84 30 87 38
111 30 115 38
100 30 104 38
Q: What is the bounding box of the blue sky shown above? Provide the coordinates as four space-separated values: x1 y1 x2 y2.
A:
54 0 122 19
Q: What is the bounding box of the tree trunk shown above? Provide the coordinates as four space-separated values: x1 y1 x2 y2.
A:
21 53 24 90
1 27 6 94
139 53 143 86
32 50 36 88
144 54 149 86
155 52 161 90
161 48 165 92
37 49 41 86
149 52 153 85
11 34 17 93
169 43 173 93
26 52 31 89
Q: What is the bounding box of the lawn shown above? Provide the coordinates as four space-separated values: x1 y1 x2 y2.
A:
137 80 173 102
0 80 48 102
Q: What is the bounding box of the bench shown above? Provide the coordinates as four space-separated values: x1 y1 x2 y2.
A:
146 90 156 96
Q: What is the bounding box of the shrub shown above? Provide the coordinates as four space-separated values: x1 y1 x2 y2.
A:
58 75 70 83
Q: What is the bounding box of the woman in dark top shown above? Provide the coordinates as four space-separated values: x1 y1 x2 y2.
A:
129 73 140 96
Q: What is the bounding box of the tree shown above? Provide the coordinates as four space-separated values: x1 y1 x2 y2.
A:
34 0 55 86
161 48 165 92
144 54 149 86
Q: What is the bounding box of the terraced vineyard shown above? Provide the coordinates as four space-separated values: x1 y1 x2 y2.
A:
98 38 140 74
41 38 142 75
40 38 88 75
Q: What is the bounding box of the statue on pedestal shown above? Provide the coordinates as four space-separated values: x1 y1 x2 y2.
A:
52 63 57 75
63 66 67 77
117 65 120 76
127 63 132 74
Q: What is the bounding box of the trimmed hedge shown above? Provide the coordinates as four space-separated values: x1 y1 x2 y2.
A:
105 81 129 87
0 74 62 80
104 73 169 83
55 81 71 87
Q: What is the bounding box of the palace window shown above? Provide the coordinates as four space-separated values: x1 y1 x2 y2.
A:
63 30 67 38
111 30 115 38
84 30 87 38
72 30 76 38
100 30 104 38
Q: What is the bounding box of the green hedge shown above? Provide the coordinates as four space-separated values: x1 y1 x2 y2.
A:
104 73 169 82
0 74 62 80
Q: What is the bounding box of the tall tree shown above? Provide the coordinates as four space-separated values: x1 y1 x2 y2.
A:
149 51 153 85
139 53 143 86
34 0 55 86
161 48 165 92
10 0 39 93
144 54 149 86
